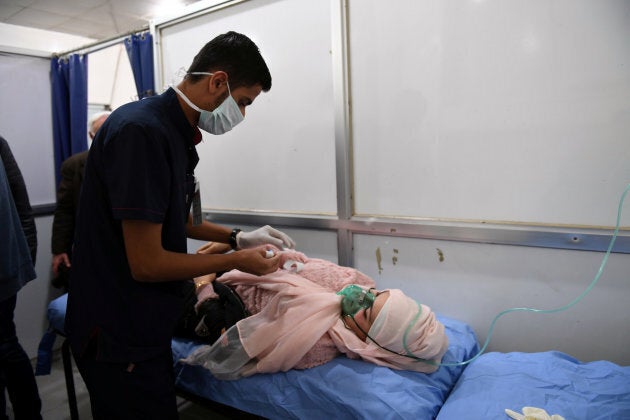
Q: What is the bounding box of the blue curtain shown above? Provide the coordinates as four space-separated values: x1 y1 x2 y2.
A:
125 32 155 99
51 54 88 185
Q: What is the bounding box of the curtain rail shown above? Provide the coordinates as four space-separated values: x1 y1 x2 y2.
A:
54 26 149 57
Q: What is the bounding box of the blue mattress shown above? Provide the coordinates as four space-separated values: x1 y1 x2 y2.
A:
436 351 630 420
40 293 479 419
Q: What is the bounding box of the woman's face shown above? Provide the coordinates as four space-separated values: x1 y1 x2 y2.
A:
346 290 390 341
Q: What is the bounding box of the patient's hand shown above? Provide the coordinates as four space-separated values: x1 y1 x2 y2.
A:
195 273 219 308
277 249 308 265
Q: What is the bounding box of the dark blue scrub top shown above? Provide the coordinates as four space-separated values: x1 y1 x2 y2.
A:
66 88 200 363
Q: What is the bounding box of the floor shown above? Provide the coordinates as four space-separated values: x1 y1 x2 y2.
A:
5 350 230 420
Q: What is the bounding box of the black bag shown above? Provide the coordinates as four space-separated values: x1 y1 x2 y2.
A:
174 281 250 344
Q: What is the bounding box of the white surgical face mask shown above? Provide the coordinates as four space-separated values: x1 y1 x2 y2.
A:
173 71 244 135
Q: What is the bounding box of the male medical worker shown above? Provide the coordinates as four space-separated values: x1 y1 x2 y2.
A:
65 31 294 419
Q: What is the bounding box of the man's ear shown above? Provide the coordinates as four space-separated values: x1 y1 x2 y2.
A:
209 71 228 91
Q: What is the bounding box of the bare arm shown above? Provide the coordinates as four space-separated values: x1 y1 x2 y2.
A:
185 215 232 243
122 219 280 282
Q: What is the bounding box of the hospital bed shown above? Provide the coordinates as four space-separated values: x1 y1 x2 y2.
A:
37 294 630 419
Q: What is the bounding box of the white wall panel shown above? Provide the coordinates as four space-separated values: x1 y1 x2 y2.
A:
158 0 337 215
350 0 630 228
0 53 56 206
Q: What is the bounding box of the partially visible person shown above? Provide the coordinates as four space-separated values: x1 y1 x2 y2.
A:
181 243 449 380
51 111 110 288
0 136 42 419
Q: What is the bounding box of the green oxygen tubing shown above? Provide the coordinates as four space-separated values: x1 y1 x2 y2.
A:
352 183 630 368
435 182 630 367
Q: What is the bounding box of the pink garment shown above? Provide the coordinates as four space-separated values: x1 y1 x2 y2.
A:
185 250 448 378
225 250 375 369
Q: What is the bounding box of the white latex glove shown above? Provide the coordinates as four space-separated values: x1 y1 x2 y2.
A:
505 407 565 420
236 225 296 249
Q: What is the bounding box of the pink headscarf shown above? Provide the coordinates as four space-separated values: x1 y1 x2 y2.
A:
330 289 449 371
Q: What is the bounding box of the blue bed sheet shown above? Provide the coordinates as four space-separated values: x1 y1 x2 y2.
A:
436 351 630 420
172 315 479 420
46 292 67 332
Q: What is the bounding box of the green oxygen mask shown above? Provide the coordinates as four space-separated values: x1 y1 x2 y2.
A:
336 284 376 317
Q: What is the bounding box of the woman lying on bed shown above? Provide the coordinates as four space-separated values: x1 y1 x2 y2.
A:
176 243 449 380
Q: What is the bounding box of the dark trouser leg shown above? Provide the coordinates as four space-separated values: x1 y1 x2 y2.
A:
1 370 8 420
0 295 42 420
74 348 178 420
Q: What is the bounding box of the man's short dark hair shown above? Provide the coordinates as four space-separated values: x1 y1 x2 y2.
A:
187 31 272 91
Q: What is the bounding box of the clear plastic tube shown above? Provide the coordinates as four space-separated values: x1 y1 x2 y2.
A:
434 183 630 367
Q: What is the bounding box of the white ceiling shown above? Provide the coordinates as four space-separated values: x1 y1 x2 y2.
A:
0 0 203 40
